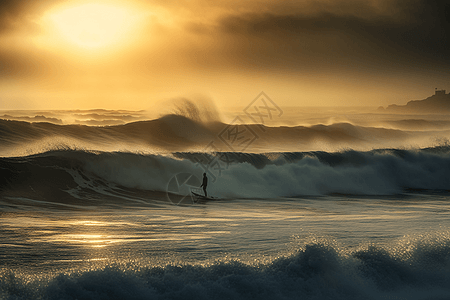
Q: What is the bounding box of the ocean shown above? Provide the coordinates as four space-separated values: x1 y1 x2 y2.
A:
1 106 450 300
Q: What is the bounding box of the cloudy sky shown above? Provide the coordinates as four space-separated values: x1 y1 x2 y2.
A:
0 0 449 110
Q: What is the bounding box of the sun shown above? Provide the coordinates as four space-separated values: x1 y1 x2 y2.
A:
46 2 140 50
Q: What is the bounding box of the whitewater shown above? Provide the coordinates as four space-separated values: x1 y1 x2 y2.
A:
1 107 450 300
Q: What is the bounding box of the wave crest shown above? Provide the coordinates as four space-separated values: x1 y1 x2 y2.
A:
1 147 450 207
2 233 450 300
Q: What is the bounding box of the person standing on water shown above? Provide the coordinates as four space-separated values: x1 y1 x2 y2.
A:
200 173 208 197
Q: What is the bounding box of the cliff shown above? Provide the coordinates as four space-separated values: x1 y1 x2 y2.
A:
385 92 450 113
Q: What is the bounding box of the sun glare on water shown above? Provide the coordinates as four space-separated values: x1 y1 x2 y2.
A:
45 2 142 50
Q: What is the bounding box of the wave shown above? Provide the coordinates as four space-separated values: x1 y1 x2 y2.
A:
381 119 450 131
0 116 218 156
2 234 450 300
2 115 450 156
0 109 148 126
2 147 450 207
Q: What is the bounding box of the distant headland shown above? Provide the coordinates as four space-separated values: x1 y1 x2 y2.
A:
379 89 450 113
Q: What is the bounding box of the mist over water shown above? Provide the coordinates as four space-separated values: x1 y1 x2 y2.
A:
2 102 450 299
2 102 450 156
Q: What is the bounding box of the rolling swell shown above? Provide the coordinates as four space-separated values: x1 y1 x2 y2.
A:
2 235 450 300
0 116 214 156
0 151 174 208
0 116 442 156
1 147 450 206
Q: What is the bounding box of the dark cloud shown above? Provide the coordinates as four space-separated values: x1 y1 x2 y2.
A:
0 0 28 15
0 0 62 33
210 0 450 72
0 0 26 32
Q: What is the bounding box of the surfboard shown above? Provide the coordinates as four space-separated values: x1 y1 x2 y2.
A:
191 191 215 201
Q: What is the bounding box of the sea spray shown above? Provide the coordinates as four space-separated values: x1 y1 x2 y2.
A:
1 147 450 205
2 233 450 300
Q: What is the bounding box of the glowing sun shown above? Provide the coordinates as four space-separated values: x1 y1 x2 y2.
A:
47 2 140 49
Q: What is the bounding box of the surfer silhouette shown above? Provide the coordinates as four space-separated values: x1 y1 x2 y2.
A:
200 173 208 197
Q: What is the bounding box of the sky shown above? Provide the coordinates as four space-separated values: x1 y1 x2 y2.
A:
0 0 449 110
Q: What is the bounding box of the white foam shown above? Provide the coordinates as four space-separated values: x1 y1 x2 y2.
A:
79 148 450 198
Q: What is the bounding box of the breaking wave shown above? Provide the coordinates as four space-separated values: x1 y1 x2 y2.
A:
2 233 450 300
1 147 450 206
